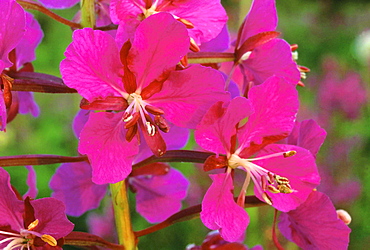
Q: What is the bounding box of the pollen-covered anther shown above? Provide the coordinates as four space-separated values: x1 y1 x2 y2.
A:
262 192 273 205
190 37 200 52
283 150 296 158
154 115 170 133
146 121 156 136
267 185 280 193
41 234 57 247
123 112 133 122
277 184 293 194
177 18 195 29
27 219 39 231
124 112 140 128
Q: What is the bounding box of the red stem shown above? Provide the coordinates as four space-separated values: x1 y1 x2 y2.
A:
272 209 284 250
17 0 82 29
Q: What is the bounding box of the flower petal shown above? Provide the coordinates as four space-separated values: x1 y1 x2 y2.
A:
129 12 189 89
195 97 253 155
37 0 79 9
78 112 139 184
201 173 249 242
0 0 25 70
23 166 38 200
253 144 320 212
238 76 299 157
61 28 124 101
31 198 74 239
131 166 189 223
149 65 230 129
50 162 108 217
240 39 300 86
278 191 351 249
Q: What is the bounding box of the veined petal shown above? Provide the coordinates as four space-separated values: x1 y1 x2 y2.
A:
15 12 44 69
0 0 25 70
129 12 189 89
78 112 139 184
50 162 108 217
110 0 142 24
200 25 230 52
237 0 277 47
195 97 253 155
287 120 327 158
23 166 38 200
161 0 228 44
238 76 299 157
131 167 189 223
149 65 230 129
0 168 24 230
38 0 79 9
31 198 74 239
253 144 320 212
61 28 124 101
278 191 351 249
240 39 301 86
201 173 249 242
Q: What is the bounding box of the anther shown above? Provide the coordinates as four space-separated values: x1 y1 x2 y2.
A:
146 121 156 136
267 185 280 194
190 38 200 52
262 192 273 205
41 234 57 247
124 112 140 128
126 125 137 142
283 150 296 158
27 219 39 231
145 105 164 115
154 115 170 133
177 18 195 29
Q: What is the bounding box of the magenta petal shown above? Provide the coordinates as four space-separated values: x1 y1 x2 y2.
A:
253 144 320 212
31 198 74 239
0 168 24 230
17 92 40 117
23 166 38 200
61 28 124 101
15 12 43 68
37 0 79 9
131 167 189 223
201 173 249 242
278 191 351 249
200 25 230 52
129 13 189 89
287 120 327 158
78 112 139 184
0 0 25 70
72 109 90 138
195 97 253 155
238 76 299 157
240 39 301 86
149 65 230 129
109 0 142 24
163 0 228 44
50 162 108 216
238 0 277 44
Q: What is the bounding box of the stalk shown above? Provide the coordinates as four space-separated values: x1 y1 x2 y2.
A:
80 0 96 28
110 180 137 250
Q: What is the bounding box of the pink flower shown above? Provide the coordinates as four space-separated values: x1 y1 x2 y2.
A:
278 191 351 249
61 12 228 184
110 0 228 48
0 168 74 249
195 76 320 241
227 0 300 94
0 1 43 130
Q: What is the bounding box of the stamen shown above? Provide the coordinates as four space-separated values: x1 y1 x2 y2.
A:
27 219 39 231
41 234 57 247
146 121 156 136
283 150 296 158
262 192 273 205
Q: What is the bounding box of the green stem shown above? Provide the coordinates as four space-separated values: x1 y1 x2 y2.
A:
80 0 96 28
110 180 136 250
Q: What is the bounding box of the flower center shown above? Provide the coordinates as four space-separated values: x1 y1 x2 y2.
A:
124 93 168 136
228 151 296 205
0 219 57 249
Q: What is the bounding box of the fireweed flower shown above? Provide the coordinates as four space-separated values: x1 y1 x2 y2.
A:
228 0 300 94
50 107 190 222
110 0 228 49
0 168 74 249
278 191 351 249
195 76 320 241
61 13 229 184
0 0 43 130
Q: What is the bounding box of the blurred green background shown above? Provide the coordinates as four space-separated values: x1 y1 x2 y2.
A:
0 0 369 249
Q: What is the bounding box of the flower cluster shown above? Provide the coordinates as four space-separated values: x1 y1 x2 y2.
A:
0 0 355 249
